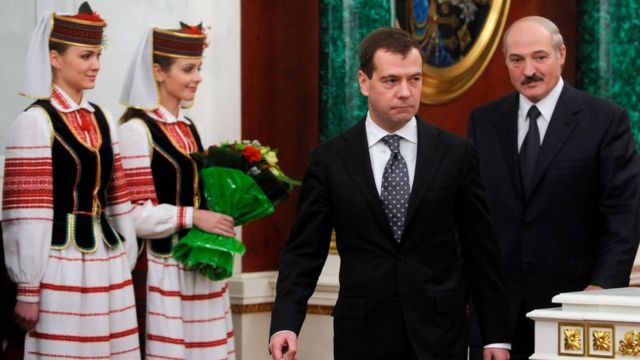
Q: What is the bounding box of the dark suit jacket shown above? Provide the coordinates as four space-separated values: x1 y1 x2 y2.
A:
467 83 640 342
270 118 511 359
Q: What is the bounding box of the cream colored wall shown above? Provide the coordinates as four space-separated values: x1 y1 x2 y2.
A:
232 310 333 360
229 260 339 360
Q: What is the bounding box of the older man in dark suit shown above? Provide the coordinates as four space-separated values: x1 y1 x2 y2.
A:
269 27 511 359
467 16 640 360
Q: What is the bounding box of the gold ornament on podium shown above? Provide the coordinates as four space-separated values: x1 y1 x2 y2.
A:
592 330 612 351
618 330 640 356
564 328 583 351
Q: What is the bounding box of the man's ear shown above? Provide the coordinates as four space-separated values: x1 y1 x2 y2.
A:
358 70 369 96
557 44 567 66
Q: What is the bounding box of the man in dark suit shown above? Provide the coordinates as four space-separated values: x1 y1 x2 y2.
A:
269 27 511 360
467 16 640 360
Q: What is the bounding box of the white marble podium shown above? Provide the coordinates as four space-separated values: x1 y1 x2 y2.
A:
527 288 640 359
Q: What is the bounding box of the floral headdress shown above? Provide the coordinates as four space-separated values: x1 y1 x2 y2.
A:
153 22 208 59
50 2 106 48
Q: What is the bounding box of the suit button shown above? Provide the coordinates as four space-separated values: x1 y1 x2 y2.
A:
522 223 533 230
397 254 404 261
394 293 400 301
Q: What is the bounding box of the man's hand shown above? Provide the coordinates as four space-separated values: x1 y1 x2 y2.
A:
269 331 298 360
14 301 39 331
484 348 510 360
584 284 604 291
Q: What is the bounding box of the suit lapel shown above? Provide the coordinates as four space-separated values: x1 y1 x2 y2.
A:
525 84 583 200
339 120 392 234
492 93 523 198
404 119 447 230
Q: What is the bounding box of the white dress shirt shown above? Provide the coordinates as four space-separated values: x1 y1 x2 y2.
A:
365 113 418 193
517 77 564 151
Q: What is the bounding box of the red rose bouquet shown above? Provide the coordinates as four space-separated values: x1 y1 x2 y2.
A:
173 140 300 280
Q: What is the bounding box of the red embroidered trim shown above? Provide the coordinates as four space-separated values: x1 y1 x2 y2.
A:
51 87 100 147
147 331 232 348
148 310 228 323
177 207 187 229
28 347 140 360
148 283 228 301
40 304 136 317
41 279 133 293
17 286 41 296
30 326 139 342
2 157 53 210
152 110 197 153
122 166 157 204
106 153 132 206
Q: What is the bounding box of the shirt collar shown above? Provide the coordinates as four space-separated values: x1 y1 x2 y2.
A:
365 112 418 148
50 85 95 113
519 77 564 121
146 105 192 125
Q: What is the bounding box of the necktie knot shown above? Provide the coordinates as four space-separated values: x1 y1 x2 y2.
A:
382 134 402 154
527 105 541 123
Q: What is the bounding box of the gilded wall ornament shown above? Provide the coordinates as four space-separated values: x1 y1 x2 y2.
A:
396 0 510 104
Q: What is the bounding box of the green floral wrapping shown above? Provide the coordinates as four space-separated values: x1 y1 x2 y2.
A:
173 166 275 280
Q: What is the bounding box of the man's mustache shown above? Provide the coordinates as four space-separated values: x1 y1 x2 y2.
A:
522 75 544 85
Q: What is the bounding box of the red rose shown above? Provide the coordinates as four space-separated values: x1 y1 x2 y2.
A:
242 146 262 163
180 26 203 35
71 12 105 23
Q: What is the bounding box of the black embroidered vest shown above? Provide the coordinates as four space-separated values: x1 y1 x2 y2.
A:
133 110 205 257
31 100 123 252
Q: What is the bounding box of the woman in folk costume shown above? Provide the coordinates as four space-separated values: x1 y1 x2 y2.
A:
118 23 235 359
1 2 140 359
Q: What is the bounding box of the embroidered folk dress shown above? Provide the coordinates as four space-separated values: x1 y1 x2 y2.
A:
118 106 235 360
2 86 140 359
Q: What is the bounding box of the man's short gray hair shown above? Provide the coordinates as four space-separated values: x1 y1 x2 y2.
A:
502 16 564 55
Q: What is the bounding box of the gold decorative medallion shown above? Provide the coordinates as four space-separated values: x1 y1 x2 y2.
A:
558 322 585 356
565 329 583 351
587 323 615 358
396 0 511 104
592 331 612 351
618 330 640 356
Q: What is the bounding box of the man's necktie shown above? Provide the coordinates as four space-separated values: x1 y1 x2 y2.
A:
520 105 541 194
380 134 411 242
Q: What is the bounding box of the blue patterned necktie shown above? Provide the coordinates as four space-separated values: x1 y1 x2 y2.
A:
380 134 411 242
520 105 542 194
